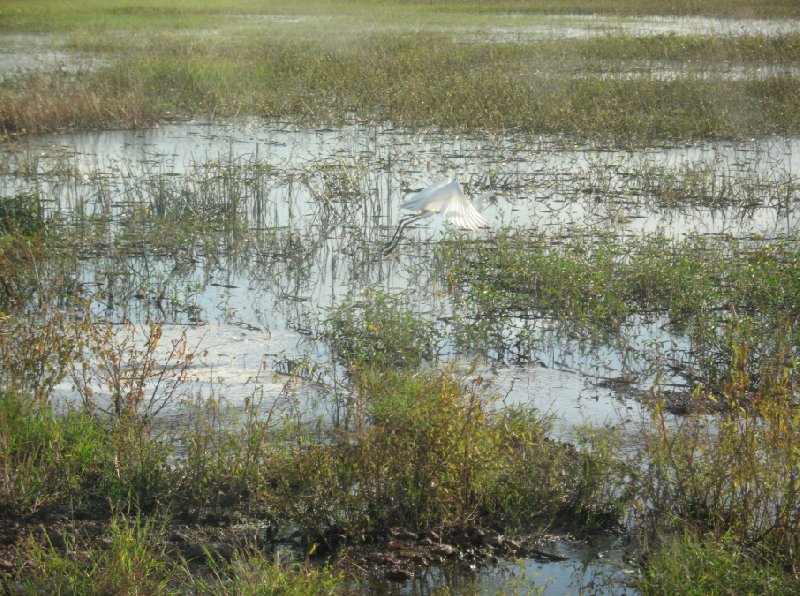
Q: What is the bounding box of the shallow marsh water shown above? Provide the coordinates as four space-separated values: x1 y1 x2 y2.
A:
363 535 633 595
4 120 800 593
0 33 109 84
5 120 798 428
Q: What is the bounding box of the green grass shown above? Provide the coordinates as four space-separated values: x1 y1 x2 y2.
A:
441 232 800 393
640 532 798 595
15 513 343 595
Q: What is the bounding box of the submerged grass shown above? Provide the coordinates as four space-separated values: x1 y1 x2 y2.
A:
441 231 800 394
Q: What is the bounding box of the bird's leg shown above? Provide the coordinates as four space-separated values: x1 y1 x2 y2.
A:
382 213 424 256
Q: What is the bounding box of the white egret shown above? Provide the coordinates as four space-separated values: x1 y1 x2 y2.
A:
383 179 490 256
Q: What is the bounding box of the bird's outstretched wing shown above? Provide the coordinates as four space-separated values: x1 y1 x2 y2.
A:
400 179 454 213
400 179 489 231
439 184 490 230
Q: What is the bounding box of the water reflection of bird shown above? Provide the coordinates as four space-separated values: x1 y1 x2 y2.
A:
382 179 490 256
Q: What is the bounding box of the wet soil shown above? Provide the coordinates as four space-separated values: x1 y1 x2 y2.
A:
0 508 627 592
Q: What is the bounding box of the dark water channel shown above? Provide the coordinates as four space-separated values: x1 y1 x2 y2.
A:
4 121 800 592
358 535 633 595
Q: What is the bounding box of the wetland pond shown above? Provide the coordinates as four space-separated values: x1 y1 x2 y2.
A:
4 120 800 593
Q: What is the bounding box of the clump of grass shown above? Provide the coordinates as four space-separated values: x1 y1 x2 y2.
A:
0 194 75 311
171 393 301 519
323 290 441 370
0 69 164 135
16 515 170 595
570 32 800 64
0 388 176 517
0 390 109 515
640 532 798 595
441 231 800 395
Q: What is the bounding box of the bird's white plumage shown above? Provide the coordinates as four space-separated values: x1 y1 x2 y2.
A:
400 179 489 231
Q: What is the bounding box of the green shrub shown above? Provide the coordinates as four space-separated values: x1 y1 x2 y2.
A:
631 374 800 579
260 367 624 540
323 290 441 370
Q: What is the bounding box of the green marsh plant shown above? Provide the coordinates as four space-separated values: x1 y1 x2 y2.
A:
3 17 800 142
442 231 800 397
632 352 800 588
16 514 170 595
323 290 442 371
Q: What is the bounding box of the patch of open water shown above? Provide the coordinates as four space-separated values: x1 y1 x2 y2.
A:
5 120 800 593
0 33 109 84
478 14 800 43
6 121 798 417
363 535 633 595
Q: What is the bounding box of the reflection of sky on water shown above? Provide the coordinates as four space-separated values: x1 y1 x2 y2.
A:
476 14 800 43
8 122 799 239
363 533 635 595
5 122 798 437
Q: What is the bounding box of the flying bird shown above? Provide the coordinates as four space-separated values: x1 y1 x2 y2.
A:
383 179 490 256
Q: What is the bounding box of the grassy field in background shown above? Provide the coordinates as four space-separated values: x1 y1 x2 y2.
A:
2 0 800 33
1 1 799 141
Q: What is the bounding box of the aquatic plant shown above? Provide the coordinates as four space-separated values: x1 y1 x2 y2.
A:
323 290 442 370
441 231 800 397
0 193 45 236
631 346 800 588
